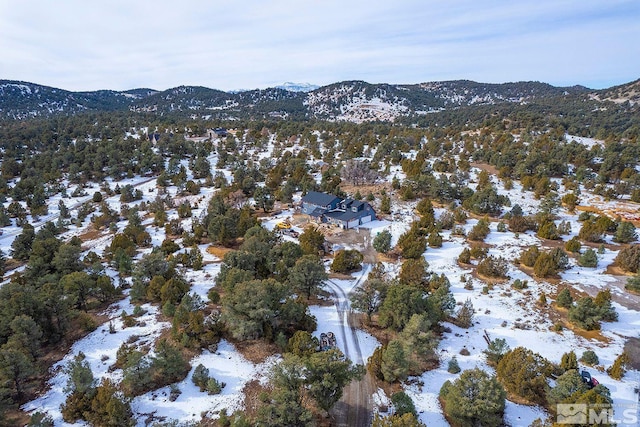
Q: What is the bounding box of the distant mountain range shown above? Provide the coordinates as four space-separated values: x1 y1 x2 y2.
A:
0 78 638 122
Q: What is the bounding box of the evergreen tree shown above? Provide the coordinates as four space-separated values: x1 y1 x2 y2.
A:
483 338 510 367
391 391 417 417
350 278 389 321
288 254 327 299
0 345 35 399
373 229 392 253
580 350 599 366
440 368 506 427
192 363 210 392
305 348 363 412
556 288 574 308
86 378 133 427
578 248 598 268
607 353 629 380
397 223 427 259
496 347 552 405
10 224 35 261
614 221 638 243
299 226 325 255
547 369 590 405
569 297 603 330
455 299 474 328
447 356 461 374
380 195 391 215
331 249 364 273
560 351 578 371
381 340 409 383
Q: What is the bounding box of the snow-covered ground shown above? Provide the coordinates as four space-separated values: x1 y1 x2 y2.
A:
11 133 640 426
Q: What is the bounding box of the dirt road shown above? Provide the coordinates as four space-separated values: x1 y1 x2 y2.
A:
326 269 374 427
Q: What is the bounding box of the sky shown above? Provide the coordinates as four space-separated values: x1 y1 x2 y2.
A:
0 0 638 92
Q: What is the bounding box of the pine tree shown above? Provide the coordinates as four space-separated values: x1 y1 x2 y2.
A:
484 338 510 366
614 221 638 243
373 229 392 253
455 299 474 328
556 288 573 308
547 369 590 405
560 351 578 371
607 353 629 380
381 340 409 383
391 391 417 417
496 347 552 405
578 248 598 268
192 363 210 392
440 368 506 427
380 195 391 214
87 378 133 427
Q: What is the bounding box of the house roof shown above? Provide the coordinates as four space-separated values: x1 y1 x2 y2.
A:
324 205 373 222
309 207 326 217
302 191 341 206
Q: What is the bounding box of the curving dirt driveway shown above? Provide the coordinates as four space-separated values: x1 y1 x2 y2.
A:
326 270 374 427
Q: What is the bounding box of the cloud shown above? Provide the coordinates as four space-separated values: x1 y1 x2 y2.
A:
0 0 638 90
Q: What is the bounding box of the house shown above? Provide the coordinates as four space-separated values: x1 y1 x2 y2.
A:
207 127 228 138
301 191 376 229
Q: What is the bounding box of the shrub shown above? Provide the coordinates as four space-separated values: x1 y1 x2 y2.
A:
626 274 640 293
467 218 490 241
538 293 548 306
511 279 528 290
537 221 559 240
556 288 573 309
519 246 540 267
614 221 638 243
447 356 461 374
580 350 599 366
578 248 598 268
477 256 509 279
594 289 618 322
206 377 225 395
160 238 180 254
533 252 558 278
565 236 581 253
428 231 443 248
484 338 510 366
455 299 474 328
390 391 417 417
568 297 602 330
469 245 488 260
331 249 364 273
458 248 471 264
615 244 640 273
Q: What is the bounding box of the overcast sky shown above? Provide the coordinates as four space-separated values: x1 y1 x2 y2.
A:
0 1 638 92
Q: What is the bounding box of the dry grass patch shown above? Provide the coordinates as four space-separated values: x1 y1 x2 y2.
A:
206 245 234 258
78 228 107 242
233 340 280 364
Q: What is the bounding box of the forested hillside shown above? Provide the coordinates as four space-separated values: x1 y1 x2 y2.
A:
0 78 638 426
